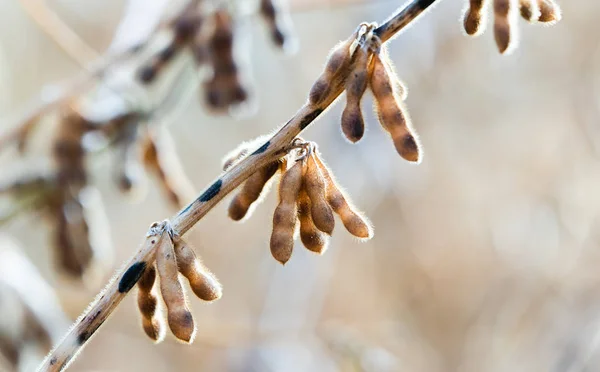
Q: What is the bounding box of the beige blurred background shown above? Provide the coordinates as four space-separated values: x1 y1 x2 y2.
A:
2 0 600 371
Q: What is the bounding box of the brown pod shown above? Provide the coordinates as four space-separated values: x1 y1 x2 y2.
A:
136 264 165 342
155 234 195 343
537 0 561 23
52 108 91 190
464 0 488 35
229 162 279 221
369 53 421 163
139 6 202 84
341 44 370 143
313 154 373 239
205 9 248 109
493 0 516 54
519 0 540 21
308 35 357 106
138 43 182 84
260 0 286 48
270 159 302 264
141 131 192 209
51 195 94 278
296 185 328 254
304 152 335 235
173 236 222 302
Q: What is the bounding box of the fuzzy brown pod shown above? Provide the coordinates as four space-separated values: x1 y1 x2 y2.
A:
228 162 279 221
369 49 421 163
172 236 222 302
136 265 165 342
312 152 373 240
296 185 329 254
141 129 195 209
48 192 95 278
155 232 195 343
340 42 371 143
308 29 362 107
303 150 335 235
135 224 222 343
260 0 295 51
463 0 561 53
270 159 302 264
138 2 203 84
464 0 488 35
263 142 372 263
203 9 249 111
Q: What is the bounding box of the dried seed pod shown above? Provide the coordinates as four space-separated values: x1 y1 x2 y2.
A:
229 162 279 221
141 130 194 209
313 154 373 239
493 0 517 54
270 159 302 264
52 108 93 190
260 0 293 49
369 51 421 163
297 185 328 254
519 0 540 22
136 265 165 342
304 151 335 235
464 0 488 35
204 9 248 110
155 234 195 343
537 0 561 23
308 33 358 106
50 194 94 278
341 44 371 143
173 236 222 301
138 44 182 84
139 5 203 84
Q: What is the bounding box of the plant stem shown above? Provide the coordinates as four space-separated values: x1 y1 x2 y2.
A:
37 0 442 370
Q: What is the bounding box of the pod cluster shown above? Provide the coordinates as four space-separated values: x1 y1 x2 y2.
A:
137 0 295 112
224 141 373 265
463 0 562 53
308 24 421 163
135 223 222 343
0 102 194 281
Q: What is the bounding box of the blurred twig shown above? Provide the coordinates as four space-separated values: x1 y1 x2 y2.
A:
18 0 99 65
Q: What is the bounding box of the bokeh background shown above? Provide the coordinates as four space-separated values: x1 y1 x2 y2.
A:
2 0 600 371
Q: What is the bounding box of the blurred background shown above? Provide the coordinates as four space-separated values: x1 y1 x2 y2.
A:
1 0 600 371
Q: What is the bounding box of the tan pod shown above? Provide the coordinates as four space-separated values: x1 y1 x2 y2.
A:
313 153 372 239
173 236 222 302
304 152 335 235
297 185 329 253
369 52 421 162
156 234 195 343
270 159 303 264
228 162 279 221
136 265 165 342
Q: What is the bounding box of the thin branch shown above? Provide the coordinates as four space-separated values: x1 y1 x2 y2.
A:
19 0 99 65
37 0 441 370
